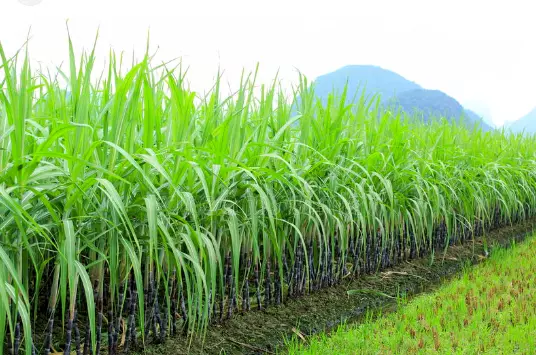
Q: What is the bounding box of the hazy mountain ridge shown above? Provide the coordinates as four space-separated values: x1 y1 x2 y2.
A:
310 65 492 130
508 107 536 134
386 89 493 130
313 65 422 103
388 89 465 120
462 102 495 128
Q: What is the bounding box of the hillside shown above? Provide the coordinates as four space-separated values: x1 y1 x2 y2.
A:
388 89 464 122
313 65 421 103
508 107 536 134
463 101 495 128
465 109 488 125
310 65 492 130
387 89 493 130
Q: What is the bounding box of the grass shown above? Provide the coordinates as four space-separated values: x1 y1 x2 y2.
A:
288 235 536 354
1 32 536 354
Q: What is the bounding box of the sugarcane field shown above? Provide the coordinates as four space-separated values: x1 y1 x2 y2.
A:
2 1 536 354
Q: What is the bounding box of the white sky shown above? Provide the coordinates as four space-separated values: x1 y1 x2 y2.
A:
2 0 535 126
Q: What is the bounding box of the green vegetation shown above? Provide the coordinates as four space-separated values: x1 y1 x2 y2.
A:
1 35 536 355
289 235 536 354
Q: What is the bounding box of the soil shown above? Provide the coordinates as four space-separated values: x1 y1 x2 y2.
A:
133 219 536 355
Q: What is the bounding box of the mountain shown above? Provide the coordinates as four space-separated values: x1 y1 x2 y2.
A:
310 65 492 130
508 107 536 134
386 89 493 130
388 89 464 121
463 110 493 131
465 109 486 123
313 65 421 104
462 101 495 128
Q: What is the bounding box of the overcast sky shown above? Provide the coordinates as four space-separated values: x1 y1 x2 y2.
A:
2 0 535 126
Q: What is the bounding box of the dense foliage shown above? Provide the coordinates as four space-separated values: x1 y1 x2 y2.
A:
1 39 536 354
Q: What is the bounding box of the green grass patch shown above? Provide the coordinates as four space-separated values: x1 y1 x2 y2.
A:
289 236 536 354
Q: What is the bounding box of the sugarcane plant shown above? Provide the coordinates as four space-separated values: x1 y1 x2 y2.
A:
1 34 536 355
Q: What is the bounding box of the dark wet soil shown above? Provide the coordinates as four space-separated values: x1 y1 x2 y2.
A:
135 219 536 355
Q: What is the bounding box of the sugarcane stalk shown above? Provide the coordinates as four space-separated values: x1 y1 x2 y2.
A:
160 274 172 340
96 285 104 355
219 254 227 322
179 287 187 334
254 261 261 310
264 259 271 308
242 253 251 312
299 256 306 295
154 292 164 342
13 321 21 355
225 252 236 319
114 280 125 354
144 267 154 339
363 234 369 274
44 265 60 355
125 271 138 352
149 271 162 341
396 230 402 263
334 237 341 283
318 249 325 290
83 317 92 355
108 308 115 354
64 307 76 355
351 234 359 275
346 234 354 275
211 293 218 323
170 270 178 335
293 246 302 295
307 239 314 293
300 246 307 294
274 260 281 305
282 251 290 287
124 273 133 353
327 243 333 287
74 310 81 355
